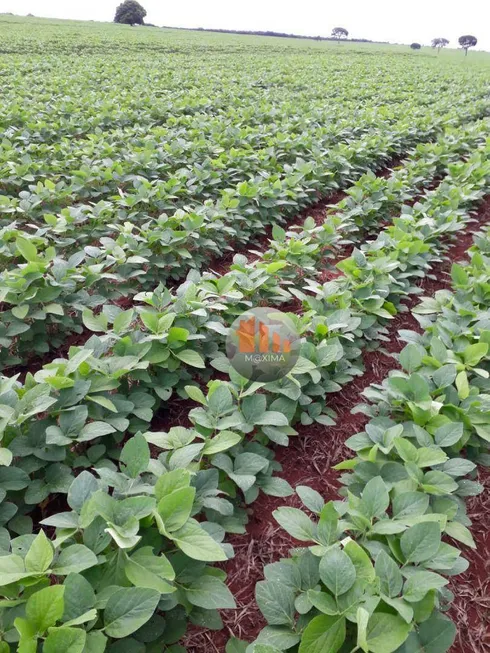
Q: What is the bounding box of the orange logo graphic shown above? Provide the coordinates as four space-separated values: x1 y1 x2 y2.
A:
236 316 292 354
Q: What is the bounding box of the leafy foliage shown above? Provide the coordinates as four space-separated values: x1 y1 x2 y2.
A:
0 16 489 653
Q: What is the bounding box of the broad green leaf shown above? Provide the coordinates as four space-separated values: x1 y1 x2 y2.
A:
297 486 325 514
255 581 295 625
171 519 227 561
120 434 150 478
319 548 356 596
186 575 236 610
52 544 98 575
403 571 448 602
399 344 423 373
375 551 403 598
360 476 389 519
157 486 195 532
455 371 469 400
306 590 338 615
44 626 86 653
365 613 411 652
344 540 375 582
16 237 38 262
103 588 160 638
25 530 53 573
434 422 463 447
63 573 96 622
26 585 65 633
400 522 441 564
273 507 316 542
298 614 345 653
173 349 205 368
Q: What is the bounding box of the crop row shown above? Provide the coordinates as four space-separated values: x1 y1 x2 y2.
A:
0 144 489 651
1 117 488 371
245 221 490 653
2 99 488 243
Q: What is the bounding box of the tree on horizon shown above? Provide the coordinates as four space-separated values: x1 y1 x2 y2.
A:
332 27 349 41
431 37 449 53
114 0 147 25
459 34 477 56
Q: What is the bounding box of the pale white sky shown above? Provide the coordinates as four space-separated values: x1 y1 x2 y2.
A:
2 0 490 50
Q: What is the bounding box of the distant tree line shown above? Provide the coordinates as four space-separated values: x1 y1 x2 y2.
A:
112 1 479 56
410 35 478 55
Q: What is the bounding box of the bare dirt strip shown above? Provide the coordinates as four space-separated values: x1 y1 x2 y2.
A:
184 198 490 652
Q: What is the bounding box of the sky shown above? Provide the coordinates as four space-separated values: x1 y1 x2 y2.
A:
2 0 490 50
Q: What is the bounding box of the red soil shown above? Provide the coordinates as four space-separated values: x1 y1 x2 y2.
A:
184 198 490 653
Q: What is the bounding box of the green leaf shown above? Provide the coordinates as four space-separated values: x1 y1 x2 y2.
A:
319 548 356 596
67 471 99 512
273 507 316 541
357 607 369 653
124 551 175 595
242 395 267 423
208 385 234 414
45 303 64 316
120 434 150 478
317 502 339 546
202 430 242 454
113 309 134 334
256 411 289 427
103 588 160 639
400 522 441 563
78 421 116 442
186 576 236 610
416 447 448 468
445 521 475 548
82 309 108 333
25 530 53 573
392 492 429 519
63 573 96 622
455 371 469 400
12 305 29 319
0 447 13 466
13 617 37 653
158 486 195 532
16 237 38 262
226 639 249 653
298 614 345 653
401 611 456 652
434 422 463 447
307 590 338 615
360 476 389 519
365 613 411 652
185 385 207 405
44 626 86 653
255 626 300 650
463 342 488 367
86 395 118 412
83 632 108 653
399 344 423 373
375 551 402 598
52 544 98 575
297 486 325 514
451 263 469 286
344 540 375 582
171 519 227 561
0 554 31 584
403 571 448 602
255 581 295 625
26 585 65 633
173 349 206 368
